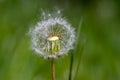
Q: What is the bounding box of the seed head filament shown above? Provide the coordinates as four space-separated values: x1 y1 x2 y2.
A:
46 36 60 55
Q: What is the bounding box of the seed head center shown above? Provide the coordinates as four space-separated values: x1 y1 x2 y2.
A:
47 36 59 41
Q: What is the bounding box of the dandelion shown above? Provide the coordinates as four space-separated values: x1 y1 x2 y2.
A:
28 10 76 80
29 11 76 59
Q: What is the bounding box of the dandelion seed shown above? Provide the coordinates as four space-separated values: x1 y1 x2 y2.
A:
29 11 76 59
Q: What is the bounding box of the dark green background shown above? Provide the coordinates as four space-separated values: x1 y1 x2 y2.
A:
0 0 120 80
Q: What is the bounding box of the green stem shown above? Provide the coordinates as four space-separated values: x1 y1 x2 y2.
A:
68 18 83 80
74 46 84 80
68 50 74 80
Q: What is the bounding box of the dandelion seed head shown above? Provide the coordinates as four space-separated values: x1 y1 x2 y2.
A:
29 11 76 59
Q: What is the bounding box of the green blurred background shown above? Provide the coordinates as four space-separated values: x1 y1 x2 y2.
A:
0 0 120 80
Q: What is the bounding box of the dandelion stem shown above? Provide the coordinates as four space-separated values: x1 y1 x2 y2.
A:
51 58 56 80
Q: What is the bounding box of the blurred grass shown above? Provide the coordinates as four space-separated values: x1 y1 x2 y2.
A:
0 0 120 80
